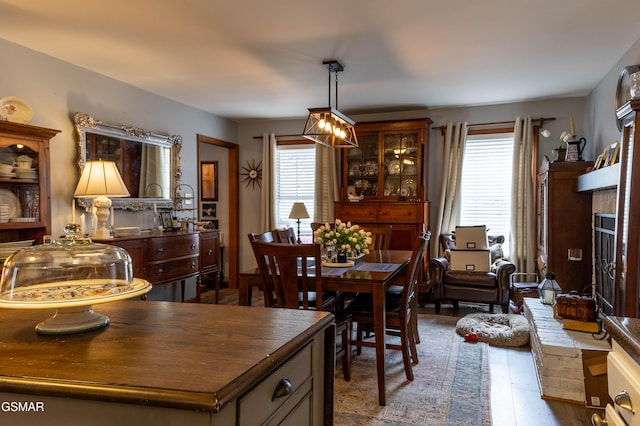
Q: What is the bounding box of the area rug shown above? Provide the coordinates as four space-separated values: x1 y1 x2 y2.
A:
334 314 491 426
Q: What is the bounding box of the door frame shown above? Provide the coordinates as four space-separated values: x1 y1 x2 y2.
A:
197 134 239 289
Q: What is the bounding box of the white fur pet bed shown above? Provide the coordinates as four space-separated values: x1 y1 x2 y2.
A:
455 313 530 347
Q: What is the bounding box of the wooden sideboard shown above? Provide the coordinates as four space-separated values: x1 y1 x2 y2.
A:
0 301 335 425
95 229 220 302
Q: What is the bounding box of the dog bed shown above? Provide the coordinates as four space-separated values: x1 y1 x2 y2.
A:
455 313 530 347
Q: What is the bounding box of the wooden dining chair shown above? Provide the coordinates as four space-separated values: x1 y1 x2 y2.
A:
249 240 352 381
273 227 297 244
348 232 430 381
360 224 393 250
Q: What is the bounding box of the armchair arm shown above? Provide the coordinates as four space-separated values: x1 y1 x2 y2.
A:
494 260 516 291
429 257 449 298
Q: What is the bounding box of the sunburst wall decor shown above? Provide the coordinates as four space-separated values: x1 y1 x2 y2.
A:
241 159 262 189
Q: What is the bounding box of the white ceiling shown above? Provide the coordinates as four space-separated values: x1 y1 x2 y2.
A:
2 0 640 121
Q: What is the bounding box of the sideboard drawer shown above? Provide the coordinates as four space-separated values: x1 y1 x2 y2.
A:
335 203 377 222
238 343 312 426
147 234 199 261
146 255 199 283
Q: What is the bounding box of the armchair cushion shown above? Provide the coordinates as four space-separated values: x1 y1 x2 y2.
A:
444 270 498 288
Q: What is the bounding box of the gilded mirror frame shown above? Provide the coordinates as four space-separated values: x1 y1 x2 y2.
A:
73 112 182 211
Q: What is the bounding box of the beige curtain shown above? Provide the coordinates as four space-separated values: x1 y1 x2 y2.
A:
434 122 468 255
260 133 277 231
138 144 165 197
314 144 339 223
510 116 536 273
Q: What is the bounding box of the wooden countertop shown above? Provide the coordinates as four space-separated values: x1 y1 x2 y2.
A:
0 301 333 413
604 316 640 364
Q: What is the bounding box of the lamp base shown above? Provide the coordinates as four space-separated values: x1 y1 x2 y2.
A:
36 306 110 334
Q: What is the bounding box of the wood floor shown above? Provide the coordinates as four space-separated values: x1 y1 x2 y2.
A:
201 287 600 425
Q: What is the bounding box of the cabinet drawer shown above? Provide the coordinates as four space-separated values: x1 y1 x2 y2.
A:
146 255 199 283
378 204 419 223
238 343 312 426
335 203 377 222
146 234 199 261
200 233 219 269
608 342 640 426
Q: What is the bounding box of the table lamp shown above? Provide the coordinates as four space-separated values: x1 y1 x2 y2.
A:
74 160 130 239
288 202 310 244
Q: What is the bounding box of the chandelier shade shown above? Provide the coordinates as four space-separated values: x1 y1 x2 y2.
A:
303 107 358 148
302 60 358 148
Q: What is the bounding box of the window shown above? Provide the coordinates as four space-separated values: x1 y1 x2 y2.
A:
275 144 315 242
459 133 514 255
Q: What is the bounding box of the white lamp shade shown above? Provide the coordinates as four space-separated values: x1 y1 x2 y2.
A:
288 202 310 219
74 160 131 198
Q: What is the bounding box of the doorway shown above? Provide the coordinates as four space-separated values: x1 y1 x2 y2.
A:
197 134 239 289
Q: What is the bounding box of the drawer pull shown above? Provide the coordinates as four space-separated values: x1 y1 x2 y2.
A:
591 413 608 426
207 249 213 256
156 268 164 276
271 378 293 401
615 390 634 413
190 262 196 269
156 247 164 254
191 243 197 250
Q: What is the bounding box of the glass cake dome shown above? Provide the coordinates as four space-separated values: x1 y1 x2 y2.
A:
0 225 151 334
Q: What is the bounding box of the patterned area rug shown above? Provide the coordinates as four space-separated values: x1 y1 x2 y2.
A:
334 314 491 426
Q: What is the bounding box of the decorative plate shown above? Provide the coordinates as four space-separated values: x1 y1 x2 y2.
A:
353 179 370 190
388 159 401 175
364 161 378 176
615 65 640 131
0 189 20 218
401 178 417 195
348 162 362 176
0 96 33 124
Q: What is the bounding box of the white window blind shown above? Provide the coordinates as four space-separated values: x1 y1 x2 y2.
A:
275 145 315 243
459 134 514 254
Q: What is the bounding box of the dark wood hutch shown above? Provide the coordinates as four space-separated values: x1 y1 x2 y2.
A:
0 121 59 244
334 118 431 250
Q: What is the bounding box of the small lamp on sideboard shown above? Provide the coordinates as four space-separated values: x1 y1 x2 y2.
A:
288 202 310 244
74 160 130 239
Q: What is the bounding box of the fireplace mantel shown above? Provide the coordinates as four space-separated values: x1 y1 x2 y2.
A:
577 163 620 192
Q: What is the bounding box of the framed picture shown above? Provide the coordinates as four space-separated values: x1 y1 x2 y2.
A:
200 161 218 201
159 212 173 230
608 142 620 166
201 202 216 220
593 153 605 170
600 146 610 168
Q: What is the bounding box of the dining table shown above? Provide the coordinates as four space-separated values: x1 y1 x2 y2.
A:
238 249 413 406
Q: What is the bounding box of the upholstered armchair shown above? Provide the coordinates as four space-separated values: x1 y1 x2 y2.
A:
429 233 516 314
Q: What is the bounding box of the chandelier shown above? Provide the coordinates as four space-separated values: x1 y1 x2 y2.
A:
303 60 358 148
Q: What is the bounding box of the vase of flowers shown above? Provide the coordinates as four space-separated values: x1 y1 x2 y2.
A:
313 219 372 261
540 128 573 162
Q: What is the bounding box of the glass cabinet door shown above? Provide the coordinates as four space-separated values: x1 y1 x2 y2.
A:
345 133 379 197
382 131 419 198
341 118 429 202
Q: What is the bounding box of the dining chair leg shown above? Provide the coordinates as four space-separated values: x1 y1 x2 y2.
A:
400 326 414 381
411 298 420 344
341 319 352 381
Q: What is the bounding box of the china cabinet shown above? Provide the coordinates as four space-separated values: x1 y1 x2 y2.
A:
536 158 593 294
0 121 59 244
335 118 431 250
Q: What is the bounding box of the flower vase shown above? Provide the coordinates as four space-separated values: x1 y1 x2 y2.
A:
554 148 566 162
337 251 348 263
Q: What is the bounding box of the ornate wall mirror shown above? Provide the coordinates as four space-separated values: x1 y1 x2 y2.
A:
73 112 182 210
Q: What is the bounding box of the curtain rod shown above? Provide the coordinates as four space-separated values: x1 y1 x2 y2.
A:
252 133 306 140
432 117 555 133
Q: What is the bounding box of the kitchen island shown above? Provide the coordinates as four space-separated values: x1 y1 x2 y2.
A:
0 301 334 425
